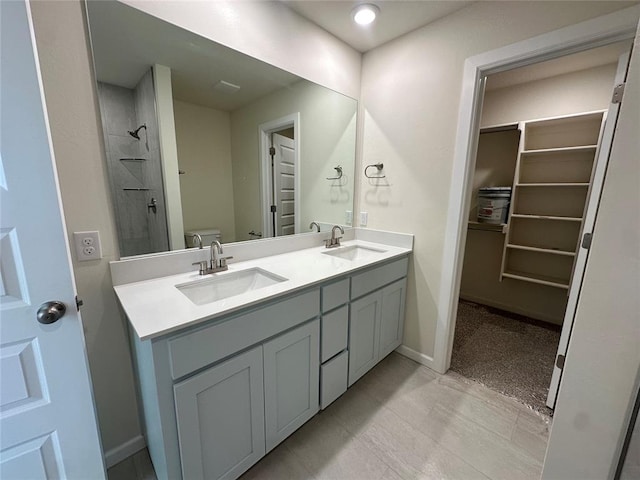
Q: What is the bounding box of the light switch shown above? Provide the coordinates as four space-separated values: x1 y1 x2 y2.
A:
345 210 353 226
360 212 368 227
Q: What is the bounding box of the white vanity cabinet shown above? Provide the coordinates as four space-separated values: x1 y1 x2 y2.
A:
379 278 408 359
348 291 381 385
319 279 350 409
173 346 265 480
130 289 320 480
263 320 319 452
128 254 410 480
348 258 408 386
174 320 320 479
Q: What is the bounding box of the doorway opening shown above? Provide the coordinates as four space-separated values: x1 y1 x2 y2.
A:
447 39 632 415
259 113 300 238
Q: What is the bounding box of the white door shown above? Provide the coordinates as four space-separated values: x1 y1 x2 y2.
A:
546 49 632 409
272 133 296 236
0 1 105 477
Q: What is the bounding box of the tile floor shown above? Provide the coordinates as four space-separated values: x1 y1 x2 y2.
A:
108 353 551 480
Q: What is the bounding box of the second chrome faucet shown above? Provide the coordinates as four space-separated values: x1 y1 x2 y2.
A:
325 225 344 249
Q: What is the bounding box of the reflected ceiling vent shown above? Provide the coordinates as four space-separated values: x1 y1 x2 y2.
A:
213 80 241 94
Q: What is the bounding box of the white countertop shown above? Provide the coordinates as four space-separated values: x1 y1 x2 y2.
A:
114 239 412 340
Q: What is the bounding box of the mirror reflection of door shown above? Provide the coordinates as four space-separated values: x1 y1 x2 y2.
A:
271 131 296 237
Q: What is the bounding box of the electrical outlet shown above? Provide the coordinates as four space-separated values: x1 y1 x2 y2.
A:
73 231 102 261
360 211 368 227
345 210 353 226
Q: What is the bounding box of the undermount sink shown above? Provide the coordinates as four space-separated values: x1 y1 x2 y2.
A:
322 245 386 261
176 268 287 306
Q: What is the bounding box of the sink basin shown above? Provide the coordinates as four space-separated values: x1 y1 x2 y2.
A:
322 245 386 261
176 268 287 305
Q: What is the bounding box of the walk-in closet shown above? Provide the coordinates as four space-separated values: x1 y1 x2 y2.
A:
450 40 632 413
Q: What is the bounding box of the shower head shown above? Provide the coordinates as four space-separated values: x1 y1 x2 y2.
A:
128 124 146 140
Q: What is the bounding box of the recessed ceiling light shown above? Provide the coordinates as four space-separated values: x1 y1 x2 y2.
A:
352 4 379 26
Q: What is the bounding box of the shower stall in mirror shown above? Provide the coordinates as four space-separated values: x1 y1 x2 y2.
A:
96 68 170 257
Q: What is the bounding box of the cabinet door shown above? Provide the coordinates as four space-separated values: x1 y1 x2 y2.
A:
263 319 320 452
174 346 265 480
348 291 381 386
379 278 407 359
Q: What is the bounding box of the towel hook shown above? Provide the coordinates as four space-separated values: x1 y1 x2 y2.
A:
326 166 343 180
365 163 385 179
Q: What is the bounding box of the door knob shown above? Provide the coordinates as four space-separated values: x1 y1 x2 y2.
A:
37 301 66 324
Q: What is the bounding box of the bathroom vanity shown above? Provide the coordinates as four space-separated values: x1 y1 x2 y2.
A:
112 229 412 480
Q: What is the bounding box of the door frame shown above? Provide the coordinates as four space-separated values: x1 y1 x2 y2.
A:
258 113 301 238
433 6 640 374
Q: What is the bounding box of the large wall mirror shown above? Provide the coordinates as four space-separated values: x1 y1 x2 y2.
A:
86 1 357 257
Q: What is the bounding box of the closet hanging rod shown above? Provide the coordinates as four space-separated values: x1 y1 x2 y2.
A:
119 157 146 161
365 163 385 179
326 166 343 180
122 188 150 191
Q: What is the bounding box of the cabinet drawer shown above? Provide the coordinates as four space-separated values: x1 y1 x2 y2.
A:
322 278 350 313
168 289 319 380
351 256 409 300
321 305 348 363
321 350 348 409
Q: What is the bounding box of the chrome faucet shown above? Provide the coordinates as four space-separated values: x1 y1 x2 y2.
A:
192 233 203 249
192 240 233 275
309 221 321 232
210 240 232 272
325 225 344 248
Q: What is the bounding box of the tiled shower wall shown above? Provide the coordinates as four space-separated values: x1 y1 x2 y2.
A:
97 68 169 257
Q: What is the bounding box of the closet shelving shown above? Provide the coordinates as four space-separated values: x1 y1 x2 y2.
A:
468 221 507 234
499 111 606 290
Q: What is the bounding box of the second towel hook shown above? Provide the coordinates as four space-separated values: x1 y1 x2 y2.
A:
365 163 385 178
326 165 343 180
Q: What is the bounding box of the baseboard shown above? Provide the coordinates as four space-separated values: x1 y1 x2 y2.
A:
104 435 146 468
459 293 562 325
396 345 440 372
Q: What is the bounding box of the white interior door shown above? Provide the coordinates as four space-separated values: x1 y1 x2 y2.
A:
546 48 632 409
0 1 105 477
272 133 296 236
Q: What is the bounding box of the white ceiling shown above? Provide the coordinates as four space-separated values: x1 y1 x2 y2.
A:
87 2 301 111
486 41 631 91
281 1 473 53
88 2 631 111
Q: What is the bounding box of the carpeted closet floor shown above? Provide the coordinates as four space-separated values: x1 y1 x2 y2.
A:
450 300 562 415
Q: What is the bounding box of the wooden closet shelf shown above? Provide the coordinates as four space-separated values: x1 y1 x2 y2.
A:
516 183 590 187
502 270 570 290
521 145 598 155
468 221 507 233
506 244 576 257
510 214 583 222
